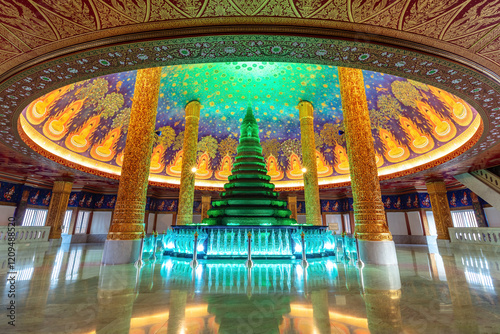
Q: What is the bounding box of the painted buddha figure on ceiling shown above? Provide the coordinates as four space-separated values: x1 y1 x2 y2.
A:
379 129 410 163
266 154 283 180
150 144 165 173
400 117 434 154
416 101 456 140
334 144 349 173
91 127 121 161
67 115 100 152
286 152 303 179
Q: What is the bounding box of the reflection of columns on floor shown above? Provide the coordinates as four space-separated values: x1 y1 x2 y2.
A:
288 195 298 220
298 101 322 226
338 67 395 265
425 180 453 240
103 67 162 264
96 265 137 334
14 188 30 224
177 101 201 225
167 289 188 334
441 255 479 333
471 192 488 227
311 289 331 333
361 265 402 334
201 195 211 221
46 180 73 241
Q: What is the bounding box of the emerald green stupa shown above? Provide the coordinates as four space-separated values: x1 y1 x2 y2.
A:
203 107 296 226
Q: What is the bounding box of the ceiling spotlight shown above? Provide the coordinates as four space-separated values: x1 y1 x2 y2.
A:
338 130 345 135
191 167 197 173
155 130 162 136
301 167 307 173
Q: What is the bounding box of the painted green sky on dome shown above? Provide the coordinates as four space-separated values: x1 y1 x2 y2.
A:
156 62 342 141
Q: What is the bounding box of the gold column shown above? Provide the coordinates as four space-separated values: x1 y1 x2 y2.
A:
298 101 322 226
338 67 391 241
425 180 452 240
107 68 162 241
46 180 73 240
311 289 331 333
201 195 211 220
288 195 298 220
177 101 201 225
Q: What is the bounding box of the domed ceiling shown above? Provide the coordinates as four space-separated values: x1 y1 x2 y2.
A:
18 62 482 189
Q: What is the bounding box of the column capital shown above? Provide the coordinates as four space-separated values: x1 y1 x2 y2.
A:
298 101 314 120
52 180 73 194
185 100 201 119
425 180 447 194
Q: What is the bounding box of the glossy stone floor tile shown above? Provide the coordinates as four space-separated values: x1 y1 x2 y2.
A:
1 244 500 333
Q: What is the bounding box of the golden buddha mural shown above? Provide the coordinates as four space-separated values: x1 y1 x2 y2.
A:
42 99 84 141
90 127 121 161
215 154 233 180
399 117 434 154
195 151 213 179
115 152 124 166
150 144 166 173
286 152 303 180
416 101 456 141
166 150 183 176
315 150 333 177
266 154 284 181
26 86 69 125
428 86 473 126
379 128 410 163
65 115 100 153
333 144 350 174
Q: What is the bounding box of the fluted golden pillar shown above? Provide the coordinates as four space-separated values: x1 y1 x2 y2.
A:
298 101 322 226
425 180 453 240
338 67 396 265
177 101 201 225
46 180 73 241
288 195 298 220
201 195 211 220
102 67 162 265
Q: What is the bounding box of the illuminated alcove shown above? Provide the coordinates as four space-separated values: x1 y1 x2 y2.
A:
18 61 482 189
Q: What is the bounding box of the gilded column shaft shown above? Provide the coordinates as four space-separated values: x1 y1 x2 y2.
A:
201 195 211 221
177 101 201 225
288 195 298 220
46 181 73 240
338 67 392 241
299 101 322 226
108 67 162 241
425 181 453 240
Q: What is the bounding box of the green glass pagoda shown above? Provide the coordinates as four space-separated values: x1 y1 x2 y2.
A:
203 107 296 226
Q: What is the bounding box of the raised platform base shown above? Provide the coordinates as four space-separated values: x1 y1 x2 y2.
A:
358 240 398 266
102 239 141 265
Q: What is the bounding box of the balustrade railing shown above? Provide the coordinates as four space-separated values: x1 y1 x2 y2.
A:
0 226 51 244
449 227 500 246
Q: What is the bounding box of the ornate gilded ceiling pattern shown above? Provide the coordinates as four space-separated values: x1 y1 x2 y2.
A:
0 0 499 73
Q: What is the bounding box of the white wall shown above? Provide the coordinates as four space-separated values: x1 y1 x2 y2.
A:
484 207 500 227
325 214 343 234
343 214 351 233
387 212 408 235
0 205 16 226
156 213 173 232
147 213 155 233
426 211 438 236
90 211 112 234
407 211 424 235
297 215 307 224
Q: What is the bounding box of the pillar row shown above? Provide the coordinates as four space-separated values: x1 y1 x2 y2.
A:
103 67 162 265
177 101 201 225
425 180 453 240
298 101 322 226
46 180 73 240
338 67 396 265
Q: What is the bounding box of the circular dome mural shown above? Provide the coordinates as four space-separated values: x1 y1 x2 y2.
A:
18 62 482 189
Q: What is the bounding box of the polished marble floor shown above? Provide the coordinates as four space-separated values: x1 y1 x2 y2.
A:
1 243 499 334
